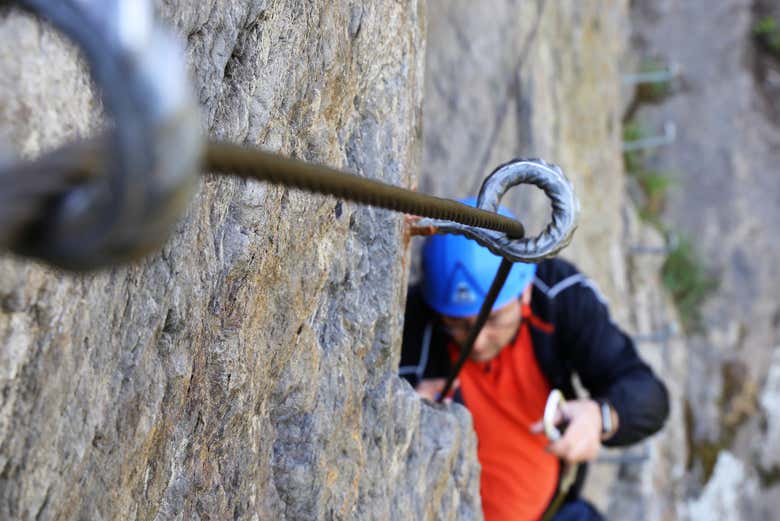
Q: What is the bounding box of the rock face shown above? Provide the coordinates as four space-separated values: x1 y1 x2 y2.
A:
683 452 760 520
0 2 483 520
630 0 780 518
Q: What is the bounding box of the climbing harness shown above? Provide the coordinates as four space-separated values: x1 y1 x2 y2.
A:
540 389 579 521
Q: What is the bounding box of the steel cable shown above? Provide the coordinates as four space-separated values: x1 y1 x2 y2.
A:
0 139 526 260
205 141 525 238
0 135 590 271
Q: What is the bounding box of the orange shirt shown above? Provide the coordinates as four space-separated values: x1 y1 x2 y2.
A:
449 304 559 521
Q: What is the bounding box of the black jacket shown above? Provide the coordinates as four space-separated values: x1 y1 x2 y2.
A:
400 258 670 481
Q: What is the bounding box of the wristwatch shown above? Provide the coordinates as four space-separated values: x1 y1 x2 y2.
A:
597 399 615 439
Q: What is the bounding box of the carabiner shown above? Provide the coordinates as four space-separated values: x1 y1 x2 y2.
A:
9 0 202 270
543 388 566 442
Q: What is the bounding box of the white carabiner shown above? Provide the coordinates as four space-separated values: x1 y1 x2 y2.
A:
543 389 566 442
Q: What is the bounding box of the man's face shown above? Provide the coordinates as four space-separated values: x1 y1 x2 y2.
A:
439 298 522 363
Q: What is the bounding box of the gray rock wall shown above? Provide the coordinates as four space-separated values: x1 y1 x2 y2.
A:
0 2 483 520
630 0 780 519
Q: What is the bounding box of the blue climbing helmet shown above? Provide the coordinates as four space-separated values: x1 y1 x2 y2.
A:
421 197 536 317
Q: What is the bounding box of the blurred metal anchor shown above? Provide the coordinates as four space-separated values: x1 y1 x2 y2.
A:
6 0 202 270
622 62 681 86
629 231 680 256
622 121 677 152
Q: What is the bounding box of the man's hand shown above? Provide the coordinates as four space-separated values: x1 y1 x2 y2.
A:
415 378 459 403
531 399 603 465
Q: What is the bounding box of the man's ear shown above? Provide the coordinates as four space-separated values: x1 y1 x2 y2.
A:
522 283 533 305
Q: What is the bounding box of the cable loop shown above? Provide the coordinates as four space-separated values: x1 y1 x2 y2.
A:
9 0 202 270
417 159 579 263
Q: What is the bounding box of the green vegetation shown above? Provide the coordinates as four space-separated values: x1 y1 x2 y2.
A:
622 121 644 172
684 398 720 484
622 121 675 224
757 463 780 488
754 15 777 35
661 238 719 332
636 170 674 221
754 16 780 58
635 58 674 102
685 360 758 485
622 120 718 332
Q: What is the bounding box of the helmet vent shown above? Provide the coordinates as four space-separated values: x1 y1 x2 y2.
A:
453 281 477 304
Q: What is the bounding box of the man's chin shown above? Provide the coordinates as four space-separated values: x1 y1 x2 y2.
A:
470 352 498 363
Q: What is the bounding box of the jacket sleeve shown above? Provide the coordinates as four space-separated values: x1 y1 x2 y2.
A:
557 280 670 447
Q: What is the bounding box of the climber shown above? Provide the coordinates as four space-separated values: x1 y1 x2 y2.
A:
399 200 669 521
